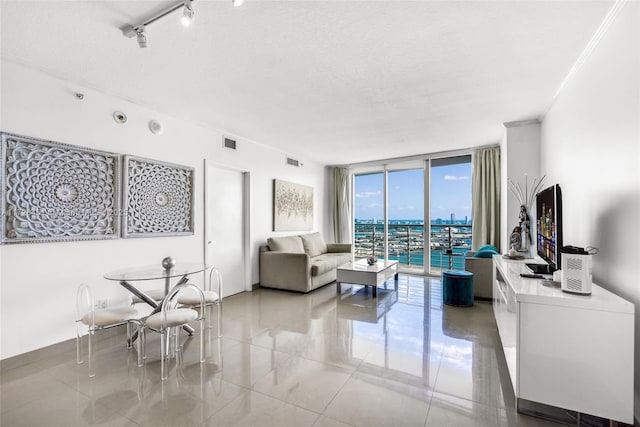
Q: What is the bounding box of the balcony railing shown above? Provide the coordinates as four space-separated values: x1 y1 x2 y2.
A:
353 223 472 272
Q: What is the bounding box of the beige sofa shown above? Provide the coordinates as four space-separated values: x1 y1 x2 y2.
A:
259 232 352 293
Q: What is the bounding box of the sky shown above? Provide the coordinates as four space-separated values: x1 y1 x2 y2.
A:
354 162 472 221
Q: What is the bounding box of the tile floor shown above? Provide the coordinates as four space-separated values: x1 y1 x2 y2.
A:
0 275 576 426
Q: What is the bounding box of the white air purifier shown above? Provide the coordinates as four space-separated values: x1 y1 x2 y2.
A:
561 253 592 295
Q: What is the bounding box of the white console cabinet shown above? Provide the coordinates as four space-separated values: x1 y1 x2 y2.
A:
492 255 634 424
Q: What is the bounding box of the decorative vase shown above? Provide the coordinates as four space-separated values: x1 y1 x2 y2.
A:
366 256 377 266
161 256 176 270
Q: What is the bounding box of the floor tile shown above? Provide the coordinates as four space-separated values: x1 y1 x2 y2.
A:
219 341 292 388
252 356 352 413
0 381 131 426
201 390 319 427
312 415 355 427
323 371 430 427
2 275 566 427
425 392 499 426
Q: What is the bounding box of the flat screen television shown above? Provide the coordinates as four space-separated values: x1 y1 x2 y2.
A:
534 184 563 272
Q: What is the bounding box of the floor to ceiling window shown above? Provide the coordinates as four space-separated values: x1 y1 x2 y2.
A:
429 156 472 274
353 155 472 276
387 169 424 273
353 173 384 259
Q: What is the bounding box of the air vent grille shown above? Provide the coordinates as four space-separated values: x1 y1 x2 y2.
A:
567 278 582 291
567 258 582 270
286 157 300 167
223 137 237 150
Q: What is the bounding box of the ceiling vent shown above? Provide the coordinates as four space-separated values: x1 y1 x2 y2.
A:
286 157 301 167
223 137 237 150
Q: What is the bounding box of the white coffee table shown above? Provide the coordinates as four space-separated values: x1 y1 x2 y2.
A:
336 259 399 297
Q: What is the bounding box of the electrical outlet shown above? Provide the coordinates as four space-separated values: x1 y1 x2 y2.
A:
101 299 108 309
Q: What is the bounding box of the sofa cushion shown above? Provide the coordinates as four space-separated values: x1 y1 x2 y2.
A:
267 235 305 253
311 252 351 276
300 232 328 257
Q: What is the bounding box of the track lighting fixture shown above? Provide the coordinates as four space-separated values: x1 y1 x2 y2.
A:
136 27 148 48
181 0 194 27
122 0 243 48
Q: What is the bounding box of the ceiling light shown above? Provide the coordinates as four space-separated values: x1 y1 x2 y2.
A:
232 0 244 7
136 27 148 48
181 0 194 27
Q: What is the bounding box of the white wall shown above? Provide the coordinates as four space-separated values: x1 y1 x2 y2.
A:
499 120 541 253
540 1 639 420
0 61 328 359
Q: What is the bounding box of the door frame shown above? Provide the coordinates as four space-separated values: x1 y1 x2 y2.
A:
202 158 251 294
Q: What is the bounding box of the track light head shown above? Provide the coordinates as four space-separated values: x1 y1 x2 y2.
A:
181 0 194 27
232 0 244 7
136 27 148 48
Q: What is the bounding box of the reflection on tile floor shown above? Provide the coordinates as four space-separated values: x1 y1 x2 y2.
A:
1 275 563 426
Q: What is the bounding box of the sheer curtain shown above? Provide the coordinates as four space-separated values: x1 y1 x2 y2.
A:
472 147 501 251
331 167 352 243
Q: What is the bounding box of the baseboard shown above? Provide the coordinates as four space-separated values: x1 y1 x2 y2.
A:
252 282 260 290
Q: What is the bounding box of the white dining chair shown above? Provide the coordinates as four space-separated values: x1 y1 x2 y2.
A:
76 284 142 378
141 283 206 380
177 267 222 336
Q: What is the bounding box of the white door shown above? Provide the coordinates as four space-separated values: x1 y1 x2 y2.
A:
206 165 246 297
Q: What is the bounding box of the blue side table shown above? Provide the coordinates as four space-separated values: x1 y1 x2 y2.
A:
442 270 474 307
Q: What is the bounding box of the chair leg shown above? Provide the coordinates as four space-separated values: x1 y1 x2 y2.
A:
126 323 132 349
199 319 205 363
167 327 173 357
137 325 144 367
76 322 84 365
161 331 168 381
207 304 213 329
88 328 96 378
173 326 180 353
142 327 147 360
217 303 222 338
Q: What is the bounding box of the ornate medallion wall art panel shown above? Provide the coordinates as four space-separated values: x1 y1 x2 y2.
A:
0 132 121 244
273 179 313 231
122 156 194 238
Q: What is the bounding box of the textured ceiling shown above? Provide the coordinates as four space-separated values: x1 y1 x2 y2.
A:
0 1 613 165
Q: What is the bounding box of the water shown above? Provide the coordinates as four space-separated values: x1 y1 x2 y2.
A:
387 247 468 270
354 220 472 270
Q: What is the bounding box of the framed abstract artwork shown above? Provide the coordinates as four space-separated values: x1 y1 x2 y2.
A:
0 132 121 244
273 179 313 231
122 155 194 238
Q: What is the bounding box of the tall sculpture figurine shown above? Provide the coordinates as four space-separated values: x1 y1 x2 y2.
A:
518 205 531 252
510 226 522 251
507 175 546 255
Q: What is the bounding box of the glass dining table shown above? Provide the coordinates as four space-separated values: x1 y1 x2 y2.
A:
104 262 208 342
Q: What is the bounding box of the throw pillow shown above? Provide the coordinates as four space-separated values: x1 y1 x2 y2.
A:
267 235 305 253
477 244 499 253
300 232 328 257
474 248 498 258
